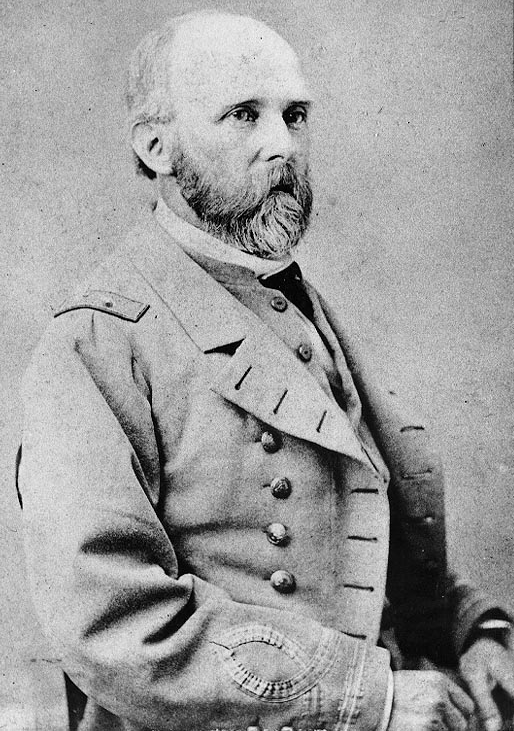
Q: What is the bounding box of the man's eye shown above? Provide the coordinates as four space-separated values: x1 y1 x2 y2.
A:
228 108 257 123
284 107 307 128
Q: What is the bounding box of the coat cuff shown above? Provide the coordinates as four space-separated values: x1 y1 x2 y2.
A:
210 622 392 730
377 670 394 731
339 641 391 731
449 579 514 657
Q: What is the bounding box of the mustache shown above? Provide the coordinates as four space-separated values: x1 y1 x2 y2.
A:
264 162 306 201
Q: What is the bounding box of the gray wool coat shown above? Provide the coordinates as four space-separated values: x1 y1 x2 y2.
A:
19 211 502 731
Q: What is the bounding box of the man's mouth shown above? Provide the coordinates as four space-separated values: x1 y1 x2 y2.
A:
269 183 294 195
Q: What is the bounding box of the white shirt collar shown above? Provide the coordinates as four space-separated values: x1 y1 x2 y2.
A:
155 199 293 278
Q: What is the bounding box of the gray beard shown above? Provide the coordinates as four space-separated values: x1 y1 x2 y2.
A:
172 153 313 259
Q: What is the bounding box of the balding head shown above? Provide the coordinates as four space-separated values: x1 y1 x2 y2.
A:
126 11 302 130
127 11 313 258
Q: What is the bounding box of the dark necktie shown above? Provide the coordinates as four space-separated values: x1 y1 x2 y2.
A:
259 262 314 322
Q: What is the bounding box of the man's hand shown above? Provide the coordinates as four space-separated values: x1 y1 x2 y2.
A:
389 670 474 731
460 637 514 731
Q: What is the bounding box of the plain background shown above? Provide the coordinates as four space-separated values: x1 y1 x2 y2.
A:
1 0 513 721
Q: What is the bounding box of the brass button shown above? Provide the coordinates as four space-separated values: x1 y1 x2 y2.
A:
297 343 312 362
270 476 292 499
270 296 288 312
270 570 296 593
261 431 282 453
265 523 289 546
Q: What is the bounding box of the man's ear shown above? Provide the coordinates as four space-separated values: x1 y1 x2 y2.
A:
131 122 174 176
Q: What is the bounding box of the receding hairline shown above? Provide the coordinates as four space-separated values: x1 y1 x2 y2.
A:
133 9 296 68
126 10 299 127
163 10 300 79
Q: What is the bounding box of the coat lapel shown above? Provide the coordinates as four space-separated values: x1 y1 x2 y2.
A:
210 324 368 463
125 212 369 463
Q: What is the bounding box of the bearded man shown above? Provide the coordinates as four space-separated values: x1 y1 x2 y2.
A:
19 10 514 731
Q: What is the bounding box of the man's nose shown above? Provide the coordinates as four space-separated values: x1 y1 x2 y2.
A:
256 114 295 162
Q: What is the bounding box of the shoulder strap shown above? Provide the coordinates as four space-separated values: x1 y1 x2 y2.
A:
54 290 149 323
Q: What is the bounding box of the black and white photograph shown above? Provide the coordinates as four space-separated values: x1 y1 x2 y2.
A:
1 2 514 729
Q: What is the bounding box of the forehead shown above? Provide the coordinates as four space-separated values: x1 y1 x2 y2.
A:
167 17 310 114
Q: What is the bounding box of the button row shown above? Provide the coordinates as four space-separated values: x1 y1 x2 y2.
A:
269 297 312 364
259 433 295 593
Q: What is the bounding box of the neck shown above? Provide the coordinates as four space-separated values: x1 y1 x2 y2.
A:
157 175 206 230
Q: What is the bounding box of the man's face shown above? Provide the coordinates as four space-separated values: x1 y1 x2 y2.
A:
164 17 313 258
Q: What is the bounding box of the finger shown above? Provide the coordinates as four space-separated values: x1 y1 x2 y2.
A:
447 680 475 719
443 700 470 731
490 650 514 699
465 670 502 731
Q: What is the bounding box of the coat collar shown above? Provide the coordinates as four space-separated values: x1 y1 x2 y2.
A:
123 210 370 464
154 198 293 278
125 210 255 353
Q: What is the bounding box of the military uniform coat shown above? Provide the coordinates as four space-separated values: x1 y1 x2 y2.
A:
19 211 501 731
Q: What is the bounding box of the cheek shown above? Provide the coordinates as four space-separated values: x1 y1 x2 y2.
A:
293 134 310 170
209 137 256 179
182 124 248 166
204 146 259 193
177 122 265 193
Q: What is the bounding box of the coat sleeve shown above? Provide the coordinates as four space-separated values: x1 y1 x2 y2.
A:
20 310 390 731
355 379 513 667
315 290 513 668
